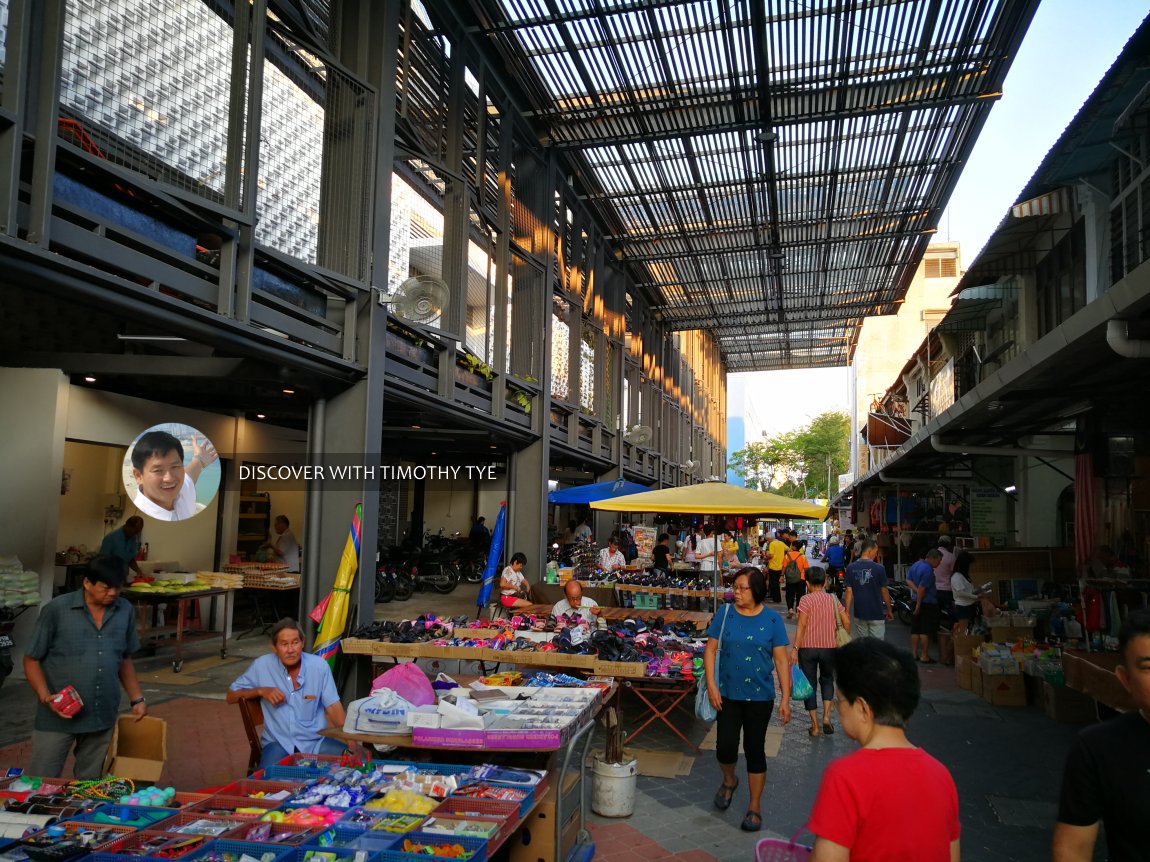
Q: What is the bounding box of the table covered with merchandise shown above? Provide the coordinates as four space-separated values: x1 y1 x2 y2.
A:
0 750 573 862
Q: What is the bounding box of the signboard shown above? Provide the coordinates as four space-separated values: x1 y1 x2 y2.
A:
970 486 1008 545
930 359 955 418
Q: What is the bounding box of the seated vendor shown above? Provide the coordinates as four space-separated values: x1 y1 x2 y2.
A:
500 552 533 609
597 538 626 573
227 618 348 770
552 579 600 621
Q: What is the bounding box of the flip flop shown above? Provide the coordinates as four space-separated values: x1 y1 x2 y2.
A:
740 811 762 832
713 778 738 810
823 722 834 735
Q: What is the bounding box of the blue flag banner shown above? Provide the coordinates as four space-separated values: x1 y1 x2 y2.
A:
476 502 507 609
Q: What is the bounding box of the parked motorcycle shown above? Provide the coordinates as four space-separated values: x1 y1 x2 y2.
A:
887 581 915 626
403 545 460 594
375 546 414 603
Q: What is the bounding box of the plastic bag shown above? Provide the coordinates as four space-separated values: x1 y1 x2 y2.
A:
791 666 814 701
372 661 435 706
345 690 415 735
695 679 717 722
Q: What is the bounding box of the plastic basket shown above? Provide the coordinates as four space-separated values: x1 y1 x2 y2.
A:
375 832 488 862
71 804 179 829
148 812 245 837
224 820 317 846
285 847 387 862
104 831 212 859
24 821 134 850
755 837 813 862
260 766 328 782
181 839 295 862
337 810 427 834
189 796 283 819
428 798 518 842
277 754 349 771
304 825 399 853
217 780 304 801
448 784 532 819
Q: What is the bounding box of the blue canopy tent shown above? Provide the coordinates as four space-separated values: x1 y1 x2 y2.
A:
548 479 650 505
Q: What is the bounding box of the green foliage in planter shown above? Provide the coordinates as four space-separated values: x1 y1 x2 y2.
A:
458 352 495 381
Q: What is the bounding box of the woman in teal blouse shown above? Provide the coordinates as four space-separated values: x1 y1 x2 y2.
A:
703 567 791 832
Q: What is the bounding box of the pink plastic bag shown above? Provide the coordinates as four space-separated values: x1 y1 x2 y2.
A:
371 662 435 706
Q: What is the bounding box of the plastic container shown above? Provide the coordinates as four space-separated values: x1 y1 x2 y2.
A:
181 839 295 862
225 820 317 846
375 831 488 862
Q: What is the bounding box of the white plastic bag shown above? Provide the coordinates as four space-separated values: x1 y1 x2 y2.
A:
345 689 416 736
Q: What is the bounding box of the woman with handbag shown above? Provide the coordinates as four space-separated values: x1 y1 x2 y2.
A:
703 567 791 833
791 566 851 737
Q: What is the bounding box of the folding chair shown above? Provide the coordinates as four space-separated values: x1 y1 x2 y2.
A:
237 698 264 774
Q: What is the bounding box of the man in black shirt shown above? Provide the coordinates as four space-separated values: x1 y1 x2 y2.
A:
652 533 672 573
1053 609 1150 861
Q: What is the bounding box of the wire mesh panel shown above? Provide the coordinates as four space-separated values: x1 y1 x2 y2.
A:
60 0 239 204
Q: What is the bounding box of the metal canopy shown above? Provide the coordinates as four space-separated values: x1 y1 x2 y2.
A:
463 0 1040 371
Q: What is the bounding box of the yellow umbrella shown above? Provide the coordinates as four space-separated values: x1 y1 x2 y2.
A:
590 482 829 520
313 502 362 668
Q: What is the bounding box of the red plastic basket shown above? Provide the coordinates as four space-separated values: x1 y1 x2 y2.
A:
148 811 244 837
225 820 317 845
429 798 519 843
188 795 282 819
105 831 211 859
755 837 813 862
216 779 303 800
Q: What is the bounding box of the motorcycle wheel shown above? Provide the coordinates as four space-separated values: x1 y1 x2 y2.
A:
374 572 394 603
896 604 913 627
461 559 484 584
431 563 460 594
394 573 415 601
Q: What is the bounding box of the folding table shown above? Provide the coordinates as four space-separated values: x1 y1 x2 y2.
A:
623 675 700 752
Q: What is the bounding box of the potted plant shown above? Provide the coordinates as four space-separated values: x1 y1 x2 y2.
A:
591 705 637 817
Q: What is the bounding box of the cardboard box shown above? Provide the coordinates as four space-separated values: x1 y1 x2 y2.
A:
507 801 580 862
1043 681 1097 724
103 715 167 781
990 624 1033 643
970 662 983 697
981 673 1027 707
952 633 986 660
592 660 648 678
955 655 973 690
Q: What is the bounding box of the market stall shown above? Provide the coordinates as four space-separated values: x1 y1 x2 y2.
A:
122 581 237 672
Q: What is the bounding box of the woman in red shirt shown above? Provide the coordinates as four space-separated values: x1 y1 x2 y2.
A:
790 567 850 736
807 639 960 861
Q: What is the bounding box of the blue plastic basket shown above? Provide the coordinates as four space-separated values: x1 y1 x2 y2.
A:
337 809 427 834
375 832 487 862
285 847 387 862
304 826 399 854
70 804 175 829
180 839 295 862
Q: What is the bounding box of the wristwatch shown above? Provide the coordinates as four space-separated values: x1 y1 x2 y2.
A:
130 696 147 707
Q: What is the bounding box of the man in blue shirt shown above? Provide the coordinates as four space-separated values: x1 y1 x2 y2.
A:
844 540 893 640
227 619 348 769
822 536 847 597
23 555 147 779
906 549 942 663
98 517 144 579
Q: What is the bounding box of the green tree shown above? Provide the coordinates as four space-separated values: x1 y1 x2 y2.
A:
728 411 850 499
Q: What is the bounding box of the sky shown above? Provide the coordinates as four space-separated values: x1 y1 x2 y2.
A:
730 0 1149 443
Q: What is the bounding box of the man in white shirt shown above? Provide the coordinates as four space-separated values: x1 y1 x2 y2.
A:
574 519 593 542
597 538 626 572
264 515 301 572
552 580 599 621
695 524 717 572
130 430 218 521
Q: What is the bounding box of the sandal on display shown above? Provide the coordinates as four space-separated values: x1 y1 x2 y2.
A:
740 811 762 832
713 778 738 811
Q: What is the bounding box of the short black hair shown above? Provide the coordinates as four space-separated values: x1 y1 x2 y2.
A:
131 430 184 471
925 549 943 562
510 552 527 566
270 618 303 643
702 523 714 536
835 638 920 728
733 566 767 604
85 554 128 589
275 515 290 527
656 533 669 543
806 566 827 586
1118 609 1150 664
857 538 877 556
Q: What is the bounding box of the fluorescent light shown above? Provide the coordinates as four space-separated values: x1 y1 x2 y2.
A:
1004 485 1017 494
256 413 266 419
83 376 97 383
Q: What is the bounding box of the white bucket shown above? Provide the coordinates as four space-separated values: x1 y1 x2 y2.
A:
591 754 638 817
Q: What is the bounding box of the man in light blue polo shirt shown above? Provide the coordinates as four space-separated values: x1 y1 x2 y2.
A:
98 517 144 578
227 618 348 769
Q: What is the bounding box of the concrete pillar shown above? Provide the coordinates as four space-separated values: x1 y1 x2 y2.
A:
0 368 69 678
508 438 548 579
